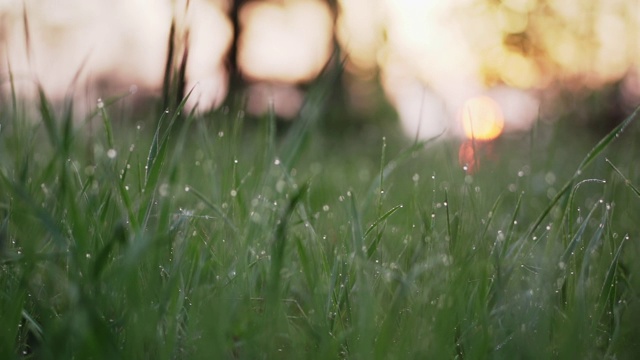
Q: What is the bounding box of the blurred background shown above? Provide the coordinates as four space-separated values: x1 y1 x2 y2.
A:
1 0 639 140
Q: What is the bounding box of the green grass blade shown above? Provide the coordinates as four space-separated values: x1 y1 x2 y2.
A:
522 105 639 244
606 158 640 198
365 204 403 258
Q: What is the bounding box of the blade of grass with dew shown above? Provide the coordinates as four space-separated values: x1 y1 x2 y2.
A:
479 193 504 242
348 192 365 259
186 186 239 237
365 204 403 258
362 134 442 211
576 205 608 301
513 106 639 256
596 234 627 323
606 158 640 198
0 172 67 248
565 178 607 237
268 182 309 309
555 200 600 306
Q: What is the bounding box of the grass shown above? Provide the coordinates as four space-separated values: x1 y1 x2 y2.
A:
1 76 640 359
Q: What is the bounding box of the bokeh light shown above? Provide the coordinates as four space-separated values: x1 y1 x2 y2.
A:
238 0 333 83
461 96 504 141
0 0 638 133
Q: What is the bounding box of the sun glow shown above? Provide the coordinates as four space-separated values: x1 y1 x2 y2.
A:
461 96 505 141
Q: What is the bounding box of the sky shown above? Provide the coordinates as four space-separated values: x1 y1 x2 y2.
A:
1 0 639 140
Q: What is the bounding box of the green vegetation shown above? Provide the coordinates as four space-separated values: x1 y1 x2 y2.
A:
1 79 640 359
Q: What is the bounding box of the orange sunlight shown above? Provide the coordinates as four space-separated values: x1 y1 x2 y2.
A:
461 96 505 141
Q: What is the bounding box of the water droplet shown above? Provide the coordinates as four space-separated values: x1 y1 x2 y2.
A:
517 171 524 177
184 186 190 192
230 189 237 197
86 253 91 259
412 174 420 182
218 131 224 137
322 205 330 212
274 158 281 165
107 149 117 159
545 172 556 185
97 98 104 109
159 183 169 197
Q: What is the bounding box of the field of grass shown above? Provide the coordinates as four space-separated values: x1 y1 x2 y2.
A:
1 81 640 359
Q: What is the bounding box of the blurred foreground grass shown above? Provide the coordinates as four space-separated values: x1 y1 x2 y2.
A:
1 85 640 359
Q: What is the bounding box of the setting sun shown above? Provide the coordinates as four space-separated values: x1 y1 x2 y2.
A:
461 96 505 141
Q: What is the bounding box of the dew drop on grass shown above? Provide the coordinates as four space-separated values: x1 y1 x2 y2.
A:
274 158 281 165
97 98 104 109
107 149 117 159
412 173 420 183
545 172 556 185
218 131 224 137
322 205 330 212
184 186 190 192
230 189 237 197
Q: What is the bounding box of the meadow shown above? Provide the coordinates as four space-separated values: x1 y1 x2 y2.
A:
1 77 640 359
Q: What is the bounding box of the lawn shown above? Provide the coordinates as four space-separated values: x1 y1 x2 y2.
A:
1 82 640 359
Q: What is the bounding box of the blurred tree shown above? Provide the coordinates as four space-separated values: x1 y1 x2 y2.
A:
226 0 248 100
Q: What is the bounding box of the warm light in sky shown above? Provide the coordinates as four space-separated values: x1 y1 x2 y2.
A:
461 96 505 141
0 0 638 130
